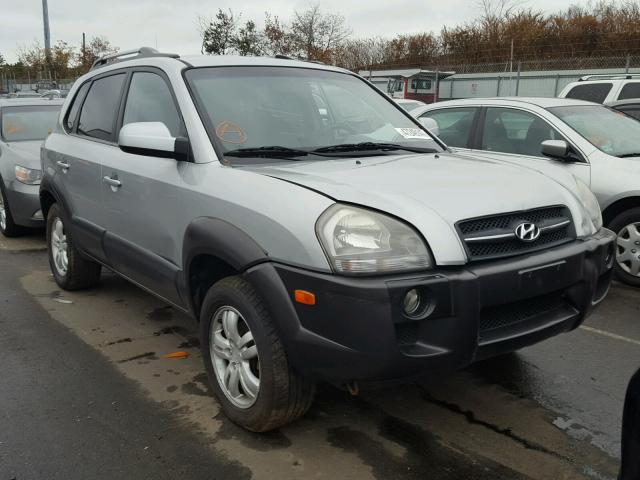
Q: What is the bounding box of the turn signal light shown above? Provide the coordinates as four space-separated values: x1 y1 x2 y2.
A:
294 290 316 305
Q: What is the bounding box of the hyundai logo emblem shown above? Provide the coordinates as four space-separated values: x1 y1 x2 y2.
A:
514 222 541 242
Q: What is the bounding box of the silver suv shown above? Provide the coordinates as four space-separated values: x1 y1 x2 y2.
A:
40 48 615 432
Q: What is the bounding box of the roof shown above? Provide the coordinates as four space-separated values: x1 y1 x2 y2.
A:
182 54 349 73
0 98 65 108
606 99 640 107
358 69 454 78
427 96 597 108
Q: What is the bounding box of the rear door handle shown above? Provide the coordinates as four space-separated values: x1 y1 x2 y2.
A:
56 161 70 170
102 176 122 188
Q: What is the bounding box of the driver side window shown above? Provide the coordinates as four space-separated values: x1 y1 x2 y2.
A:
482 108 563 157
123 72 183 137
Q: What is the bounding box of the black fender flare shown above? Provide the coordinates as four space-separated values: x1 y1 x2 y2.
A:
39 176 69 219
181 217 269 313
182 217 268 273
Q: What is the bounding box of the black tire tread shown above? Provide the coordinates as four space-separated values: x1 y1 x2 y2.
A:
202 276 315 432
0 177 26 237
47 203 101 290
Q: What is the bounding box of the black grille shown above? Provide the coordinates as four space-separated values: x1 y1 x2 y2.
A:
479 292 569 338
458 206 575 261
459 207 566 235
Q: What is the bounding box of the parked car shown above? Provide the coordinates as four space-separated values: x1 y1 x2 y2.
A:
413 97 640 286
607 99 640 121
558 74 640 104
0 98 63 236
620 367 640 480
40 48 615 432
395 98 427 113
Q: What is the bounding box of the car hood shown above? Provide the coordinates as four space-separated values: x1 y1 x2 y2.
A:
239 151 589 265
2 140 42 168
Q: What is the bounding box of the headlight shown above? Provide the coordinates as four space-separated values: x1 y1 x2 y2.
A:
15 165 42 185
316 204 433 274
575 179 602 232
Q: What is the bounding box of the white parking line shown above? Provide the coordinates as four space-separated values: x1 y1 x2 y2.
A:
580 325 640 347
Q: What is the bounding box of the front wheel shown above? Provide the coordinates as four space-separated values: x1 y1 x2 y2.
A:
609 207 640 287
200 276 315 432
0 178 25 237
46 203 102 290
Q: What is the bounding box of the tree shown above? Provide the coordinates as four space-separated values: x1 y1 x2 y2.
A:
263 13 294 56
290 5 351 62
201 9 239 55
78 36 119 72
0 52 5 66
233 20 263 56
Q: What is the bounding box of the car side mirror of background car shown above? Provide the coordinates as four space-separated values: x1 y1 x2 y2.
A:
541 140 572 161
118 122 191 162
419 117 440 137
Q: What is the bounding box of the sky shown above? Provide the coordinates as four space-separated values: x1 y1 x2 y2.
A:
1 0 593 63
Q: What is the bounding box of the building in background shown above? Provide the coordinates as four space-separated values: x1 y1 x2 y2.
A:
358 69 454 103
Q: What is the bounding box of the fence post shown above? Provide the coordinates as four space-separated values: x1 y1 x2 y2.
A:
626 54 631 74
496 75 501 96
434 68 439 103
515 61 521 96
553 74 560 97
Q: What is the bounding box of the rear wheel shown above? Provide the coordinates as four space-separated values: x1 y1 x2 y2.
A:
200 276 316 432
0 178 25 237
46 203 102 290
609 207 640 287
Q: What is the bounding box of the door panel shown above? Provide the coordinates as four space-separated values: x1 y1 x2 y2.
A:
101 70 187 306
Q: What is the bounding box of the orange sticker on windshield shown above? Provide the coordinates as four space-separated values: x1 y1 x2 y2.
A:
215 121 247 144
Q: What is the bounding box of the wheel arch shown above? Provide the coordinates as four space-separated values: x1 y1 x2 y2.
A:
602 195 640 227
182 217 269 318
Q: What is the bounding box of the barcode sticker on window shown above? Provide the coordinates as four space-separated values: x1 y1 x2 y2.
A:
395 128 429 139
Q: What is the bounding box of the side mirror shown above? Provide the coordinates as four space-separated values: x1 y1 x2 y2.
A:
419 117 440 137
541 139 571 160
118 122 191 161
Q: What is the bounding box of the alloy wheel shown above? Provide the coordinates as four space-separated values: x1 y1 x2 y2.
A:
51 217 69 276
210 306 260 409
616 222 640 277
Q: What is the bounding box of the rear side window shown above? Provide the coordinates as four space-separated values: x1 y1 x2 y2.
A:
618 82 640 101
122 72 183 136
565 83 612 103
420 108 477 147
78 73 126 141
616 105 640 121
65 82 90 131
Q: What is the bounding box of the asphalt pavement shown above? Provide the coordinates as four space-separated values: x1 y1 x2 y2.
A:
1 233 638 480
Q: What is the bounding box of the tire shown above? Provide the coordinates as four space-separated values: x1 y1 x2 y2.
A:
0 178 26 237
46 203 101 290
608 207 640 288
200 275 316 432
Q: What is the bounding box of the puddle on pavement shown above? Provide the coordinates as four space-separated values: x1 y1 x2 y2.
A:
20 269 620 480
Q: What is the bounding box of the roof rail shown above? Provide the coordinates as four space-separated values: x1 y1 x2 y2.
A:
579 73 640 81
91 47 180 70
272 54 324 65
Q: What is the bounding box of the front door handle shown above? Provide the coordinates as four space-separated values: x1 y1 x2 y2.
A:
56 161 70 171
102 176 122 189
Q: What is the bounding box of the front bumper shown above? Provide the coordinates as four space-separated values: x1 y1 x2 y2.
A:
244 229 616 383
3 180 43 227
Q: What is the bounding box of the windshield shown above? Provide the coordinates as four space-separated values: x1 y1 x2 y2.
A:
549 105 640 157
1 105 60 142
185 67 441 161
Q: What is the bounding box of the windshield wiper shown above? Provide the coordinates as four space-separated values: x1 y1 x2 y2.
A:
224 146 310 158
313 142 437 154
618 153 640 158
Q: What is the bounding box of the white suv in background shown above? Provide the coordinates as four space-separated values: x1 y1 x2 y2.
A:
559 75 640 104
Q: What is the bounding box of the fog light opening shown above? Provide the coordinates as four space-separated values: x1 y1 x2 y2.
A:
403 289 422 318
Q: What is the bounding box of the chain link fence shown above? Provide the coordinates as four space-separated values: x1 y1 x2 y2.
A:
0 65 77 94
